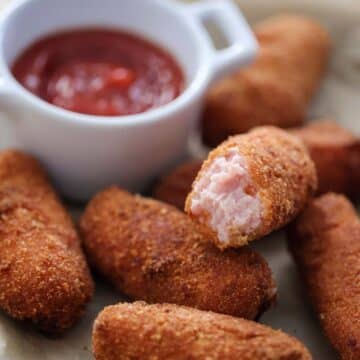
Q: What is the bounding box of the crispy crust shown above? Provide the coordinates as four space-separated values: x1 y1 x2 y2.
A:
93 302 312 360
80 187 276 320
202 14 331 147
290 120 360 198
0 150 94 334
186 126 317 248
152 160 203 210
288 193 360 360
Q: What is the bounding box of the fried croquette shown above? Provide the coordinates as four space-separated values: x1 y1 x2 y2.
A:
185 126 317 249
290 120 360 198
80 187 276 320
288 193 360 360
153 121 360 210
93 302 312 360
152 160 202 210
202 14 331 147
0 150 94 334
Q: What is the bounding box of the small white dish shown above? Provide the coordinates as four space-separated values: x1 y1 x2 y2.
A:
0 0 257 201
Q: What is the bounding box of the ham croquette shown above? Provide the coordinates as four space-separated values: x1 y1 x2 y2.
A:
288 193 360 360
202 14 331 147
153 121 360 211
0 150 94 334
93 302 312 360
186 126 317 249
80 187 276 320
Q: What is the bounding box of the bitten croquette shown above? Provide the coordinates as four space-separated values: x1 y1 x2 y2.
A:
154 121 360 212
0 150 94 334
186 126 317 249
202 14 331 147
288 193 360 360
80 187 276 320
93 302 312 360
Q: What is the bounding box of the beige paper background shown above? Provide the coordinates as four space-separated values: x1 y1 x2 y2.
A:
0 0 359 359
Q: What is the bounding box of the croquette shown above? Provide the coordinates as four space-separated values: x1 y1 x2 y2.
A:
290 120 360 198
80 187 276 320
202 14 331 147
185 126 317 249
152 160 202 210
0 150 94 334
288 193 360 360
93 302 312 360
153 121 360 210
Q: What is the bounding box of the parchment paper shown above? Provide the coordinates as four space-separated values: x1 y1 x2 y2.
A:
0 0 360 359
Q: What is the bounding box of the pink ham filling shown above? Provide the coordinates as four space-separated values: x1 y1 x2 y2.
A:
190 149 262 244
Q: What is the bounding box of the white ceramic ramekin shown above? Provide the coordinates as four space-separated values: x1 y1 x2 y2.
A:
0 0 257 201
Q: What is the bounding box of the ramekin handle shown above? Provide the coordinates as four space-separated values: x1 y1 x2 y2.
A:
185 0 258 82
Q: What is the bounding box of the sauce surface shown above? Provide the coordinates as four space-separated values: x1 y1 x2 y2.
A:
12 29 184 116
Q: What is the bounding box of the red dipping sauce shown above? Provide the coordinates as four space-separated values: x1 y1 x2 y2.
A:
12 29 184 116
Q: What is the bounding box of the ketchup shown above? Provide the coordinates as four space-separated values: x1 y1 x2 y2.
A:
12 29 184 116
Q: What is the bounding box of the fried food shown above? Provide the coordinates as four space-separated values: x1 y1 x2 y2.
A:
80 187 276 320
154 121 360 210
288 193 360 360
185 126 317 249
202 14 331 147
290 120 360 198
0 150 94 334
152 160 202 210
93 302 312 360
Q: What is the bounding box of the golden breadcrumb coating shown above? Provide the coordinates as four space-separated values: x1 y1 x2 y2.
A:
93 302 312 360
186 126 317 249
290 120 360 198
80 187 276 320
152 160 202 210
202 14 331 147
288 193 360 360
0 150 94 334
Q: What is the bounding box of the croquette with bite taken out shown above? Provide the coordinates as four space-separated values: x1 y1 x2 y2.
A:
186 126 317 249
